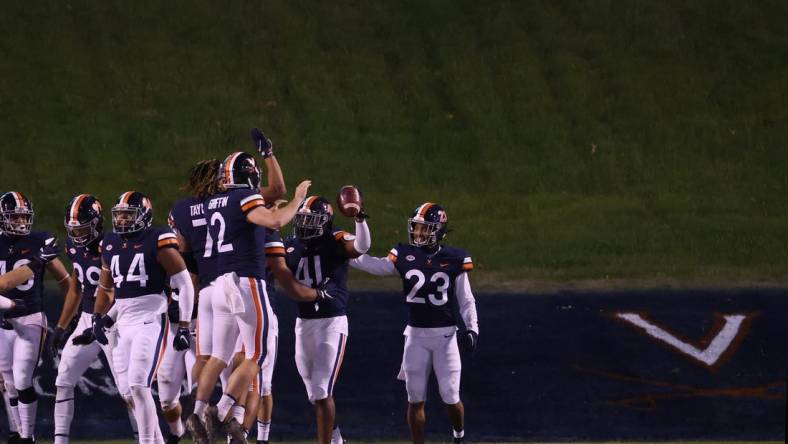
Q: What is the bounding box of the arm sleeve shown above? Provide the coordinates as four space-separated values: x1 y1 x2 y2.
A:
170 269 195 324
353 220 371 254
455 272 479 333
349 254 399 276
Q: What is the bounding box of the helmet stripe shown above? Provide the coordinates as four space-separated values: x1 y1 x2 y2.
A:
418 202 435 218
70 194 88 223
120 191 135 205
304 196 317 209
224 152 241 184
12 192 25 208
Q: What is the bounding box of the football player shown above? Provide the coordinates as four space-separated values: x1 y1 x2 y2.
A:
164 159 223 444
50 194 137 443
91 191 195 444
350 203 478 444
0 191 71 443
284 195 371 444
190 151 310 444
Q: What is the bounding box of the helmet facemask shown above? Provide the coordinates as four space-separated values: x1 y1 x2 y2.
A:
112 206 147 234
294 211 331 240
1 208 34 236
408 218 441 247
65 218 101 247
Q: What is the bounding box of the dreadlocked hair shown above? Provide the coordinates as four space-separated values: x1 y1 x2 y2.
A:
185 159 221 199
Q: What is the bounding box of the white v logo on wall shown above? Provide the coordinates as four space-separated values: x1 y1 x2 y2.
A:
615 312 754 368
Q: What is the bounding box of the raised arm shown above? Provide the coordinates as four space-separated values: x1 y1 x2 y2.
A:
251 128 287 202
246 180 311 229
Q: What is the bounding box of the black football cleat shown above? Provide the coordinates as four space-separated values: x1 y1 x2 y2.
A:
166 433 182 444
453 437 464 444
6 432 20 444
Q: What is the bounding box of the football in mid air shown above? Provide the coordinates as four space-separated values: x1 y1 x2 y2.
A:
337 185 363 218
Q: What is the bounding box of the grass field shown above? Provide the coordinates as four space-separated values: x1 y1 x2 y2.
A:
1 1 787 286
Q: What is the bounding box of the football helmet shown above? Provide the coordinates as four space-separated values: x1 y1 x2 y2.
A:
111 191 153 234
294 196 334 240
64 194 104 247
219 152 261 190
408 202 448 247
0 191 34 236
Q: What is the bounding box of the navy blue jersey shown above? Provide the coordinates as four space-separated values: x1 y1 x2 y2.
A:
169 197 219 287
285 231 351 319
101 226 178 299
66 237 102 314
389 243 474 328
0 231 57 318
206 189 266 279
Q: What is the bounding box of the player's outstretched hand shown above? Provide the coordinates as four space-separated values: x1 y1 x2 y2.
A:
251 128 274 159
173 326 191 351
294 180 312 202
27 237 60 271
461 330 478 356
91 314 109 345
71 328 96 346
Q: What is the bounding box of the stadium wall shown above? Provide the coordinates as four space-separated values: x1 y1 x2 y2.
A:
1 289 785 441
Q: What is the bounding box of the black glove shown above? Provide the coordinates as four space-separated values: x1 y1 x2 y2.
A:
251 128 274 159
173 326 191 351
71 328 96 346
461 330 478 355
167 299 180 324
314 278 333 301
49 326 67 356
27 237 60 272
91 314 109 345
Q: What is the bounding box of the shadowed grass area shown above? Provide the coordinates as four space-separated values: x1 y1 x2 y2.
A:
1 0 787 285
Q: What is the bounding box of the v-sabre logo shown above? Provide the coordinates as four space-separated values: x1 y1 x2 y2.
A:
615 312 755 369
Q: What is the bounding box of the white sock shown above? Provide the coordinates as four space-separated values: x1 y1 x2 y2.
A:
130 386 162 444
194 399 207 419
17 395 37 439
331 425 342 443
124 396 139 440
453 428 465 438
215 394 236 422
231 404 245 424
2 390 18 433
257 421 271 441
54 386 75 444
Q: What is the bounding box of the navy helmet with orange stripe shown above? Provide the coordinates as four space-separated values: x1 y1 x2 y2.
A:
294 196 334 240
219 151 261 190
64 194 104 247
111 191 153 235
0 191 34 236
408 202 448 247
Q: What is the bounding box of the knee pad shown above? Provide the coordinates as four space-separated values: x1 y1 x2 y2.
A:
309 386 329 404
17 387 36 404
123 394 135 410
56 386 75 401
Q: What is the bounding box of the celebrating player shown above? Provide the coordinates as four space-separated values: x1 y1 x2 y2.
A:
91 191 195 444
284 190 371 444
190 151 311 444
51 194 138 443
0 191 71 444
350 203 478 444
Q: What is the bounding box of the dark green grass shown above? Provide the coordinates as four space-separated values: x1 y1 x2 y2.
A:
2 0 787 284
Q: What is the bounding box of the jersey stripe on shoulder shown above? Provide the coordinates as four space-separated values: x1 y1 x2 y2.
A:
334 231 349 241
387 247 398 263
157 232 179 249
462 256 474 271
241 194 265 213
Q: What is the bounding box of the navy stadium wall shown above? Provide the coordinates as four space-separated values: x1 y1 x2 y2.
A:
1 289 785 441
